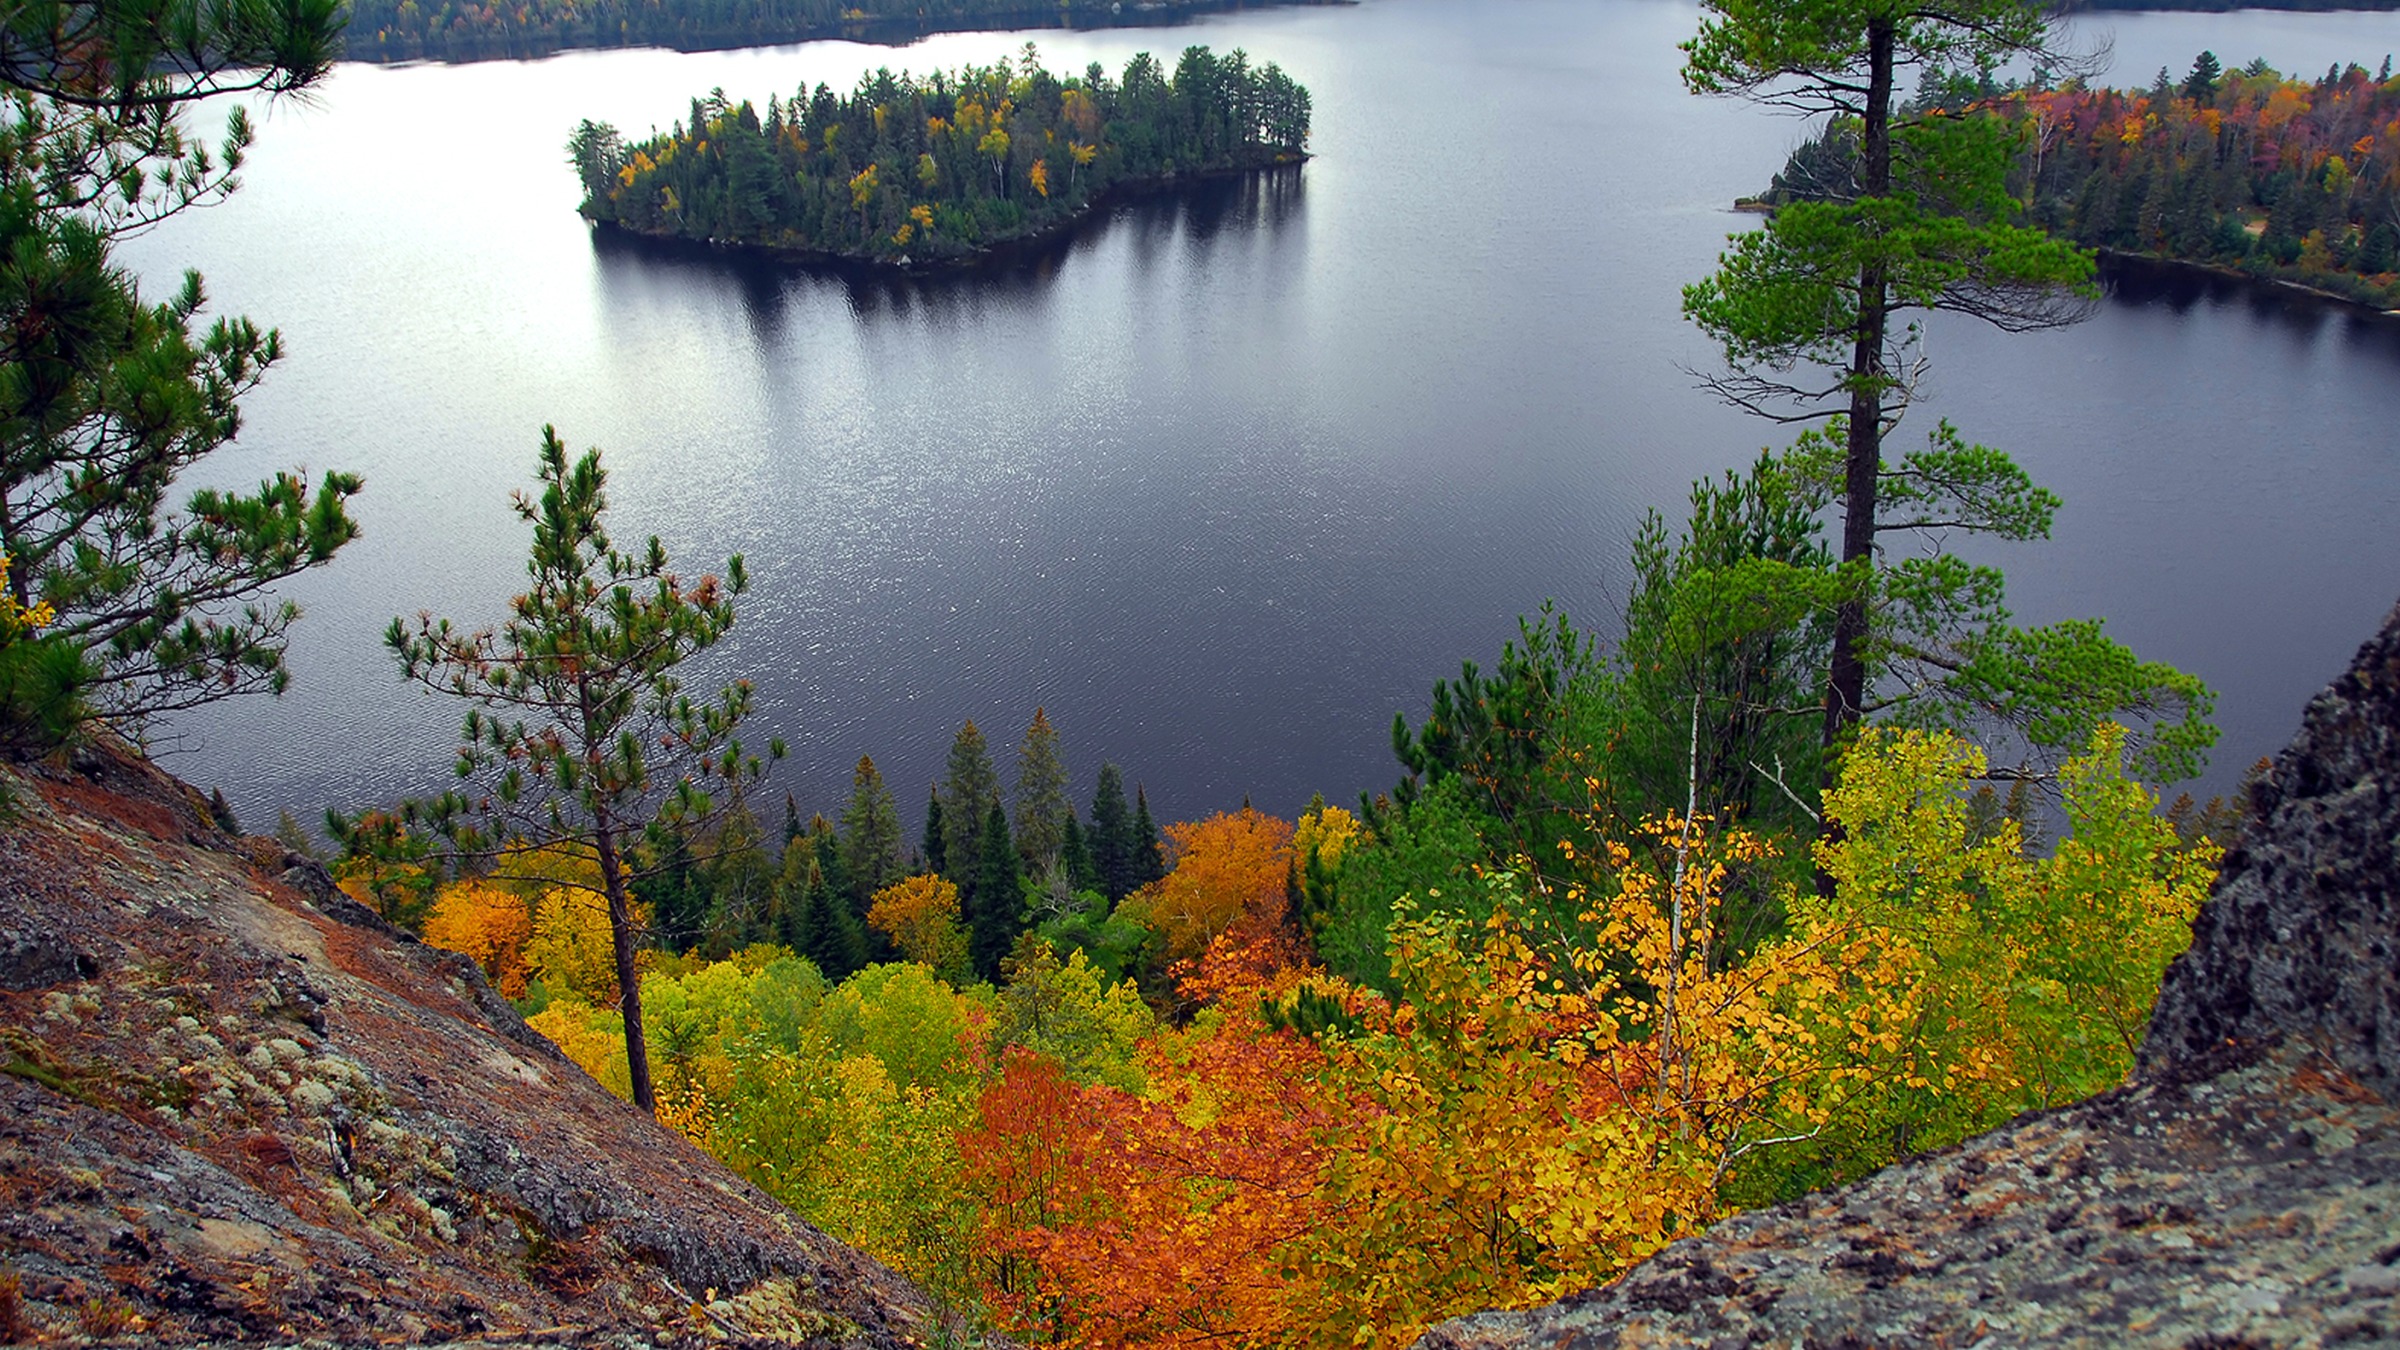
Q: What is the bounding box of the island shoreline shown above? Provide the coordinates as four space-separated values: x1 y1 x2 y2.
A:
586 154 1308 274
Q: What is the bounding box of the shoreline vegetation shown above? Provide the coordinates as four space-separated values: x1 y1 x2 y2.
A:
569 45 1311 268
347 0 1343 64
1749 51 2400 315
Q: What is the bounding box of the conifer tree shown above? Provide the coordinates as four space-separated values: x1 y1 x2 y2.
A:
939 720 1000 885
1682 0 2092 752
922 785 947 877
1680 0 2213 792
360 429 776 1116
701 795 777 953
1060 814 1100 896
1130 786 1167 891
1014 707 1073 877
971 799 1022 980
0 0 358 739
1090 763 1134 900
785 831 867 980
637 831 709 954
839 754 904 907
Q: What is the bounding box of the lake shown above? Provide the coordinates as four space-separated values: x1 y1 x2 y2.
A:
122 0 2400 834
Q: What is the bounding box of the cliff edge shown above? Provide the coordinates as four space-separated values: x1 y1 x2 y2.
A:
0 746 943 1346
1419 598 2400 1349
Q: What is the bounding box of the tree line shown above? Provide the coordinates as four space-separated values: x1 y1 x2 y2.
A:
569 44 1311 264
341 0 1298 64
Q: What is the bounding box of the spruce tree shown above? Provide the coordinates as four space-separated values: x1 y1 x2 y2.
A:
700 797 777 953
811 816 851 920
1090 762 1134 901
1013 707 1073 877
939 720 1000 885
782 831 868 975
922 785 947 876
1060 814 1100 896
839 754 904 906
1130 786 1167 890
638 831 709 954
970 799 1022 980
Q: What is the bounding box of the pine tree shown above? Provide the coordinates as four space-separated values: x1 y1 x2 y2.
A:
1090 763 1134 900
971 800 1022 980
1131 786 1167 890
1014 707 1073 877
363 431 776 1116
839 754 904 907
0 0 357 740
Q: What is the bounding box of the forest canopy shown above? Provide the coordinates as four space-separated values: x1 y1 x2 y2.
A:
1763 54 2400 309
569 44 1311 265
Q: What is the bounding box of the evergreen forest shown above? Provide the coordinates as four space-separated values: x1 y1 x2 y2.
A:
569 45 1311 264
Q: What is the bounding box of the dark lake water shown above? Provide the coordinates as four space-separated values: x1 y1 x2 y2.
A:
122 0 2400 834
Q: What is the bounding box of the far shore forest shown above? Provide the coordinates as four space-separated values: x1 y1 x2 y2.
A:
336 0 2400 64
1759 51 2400 309
568 46 1311 263
5 0 2393 1346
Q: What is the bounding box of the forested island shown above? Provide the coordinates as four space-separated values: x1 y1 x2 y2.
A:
569 45 1311 265
346 0 1332 63
1762 54 2400 310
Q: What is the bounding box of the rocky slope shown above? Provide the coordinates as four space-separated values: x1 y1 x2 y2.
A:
0 746 943 1346
1421 599 2400 1350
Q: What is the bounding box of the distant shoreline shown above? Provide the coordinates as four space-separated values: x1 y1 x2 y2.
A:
2095 249 2400 320
344 0 1353 66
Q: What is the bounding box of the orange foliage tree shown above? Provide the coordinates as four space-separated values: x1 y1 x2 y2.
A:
420 880 535 998
964 947 1334 1350
1118 808 1296 971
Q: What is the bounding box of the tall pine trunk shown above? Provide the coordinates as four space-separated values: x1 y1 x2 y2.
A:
1822 17 1896 760
1816 18 1896 898
596 813 658 1116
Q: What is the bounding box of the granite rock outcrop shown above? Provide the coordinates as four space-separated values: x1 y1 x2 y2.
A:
0 746 941 1347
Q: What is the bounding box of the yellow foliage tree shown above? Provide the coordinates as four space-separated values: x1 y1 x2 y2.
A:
527 884 637 1006
868 874 973 985
1758 724 2219 1193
